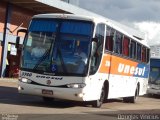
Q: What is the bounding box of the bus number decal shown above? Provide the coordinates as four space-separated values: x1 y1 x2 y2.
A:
21 72 32 77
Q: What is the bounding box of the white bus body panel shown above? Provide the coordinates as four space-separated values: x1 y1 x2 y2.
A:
18 71 106 101
19 71 84 101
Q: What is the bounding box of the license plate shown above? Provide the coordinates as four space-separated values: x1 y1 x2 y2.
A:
42 89 53 95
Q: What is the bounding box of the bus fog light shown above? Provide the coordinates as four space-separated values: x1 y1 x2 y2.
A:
67 83 86 88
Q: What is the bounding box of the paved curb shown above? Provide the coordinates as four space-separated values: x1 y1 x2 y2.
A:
0 78 18 82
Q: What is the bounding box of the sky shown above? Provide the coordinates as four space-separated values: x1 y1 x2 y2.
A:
78 0 160 46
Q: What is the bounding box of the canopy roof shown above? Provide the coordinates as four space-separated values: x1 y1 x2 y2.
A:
2 0 145 40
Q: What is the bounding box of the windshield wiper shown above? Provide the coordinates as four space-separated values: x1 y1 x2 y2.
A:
33 50 50 70
33 35 56 70
57 48 68 74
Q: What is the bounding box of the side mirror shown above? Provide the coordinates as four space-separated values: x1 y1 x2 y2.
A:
16 36 20 48
16 29 27 49
17 29 27 35
92 38 98 43
91 38 98 57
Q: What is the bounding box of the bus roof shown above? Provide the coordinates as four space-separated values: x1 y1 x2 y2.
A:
33 13 149 48
151 56 160 59
33 13 97 22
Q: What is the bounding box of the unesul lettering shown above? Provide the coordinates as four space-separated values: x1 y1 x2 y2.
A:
118 63 145 76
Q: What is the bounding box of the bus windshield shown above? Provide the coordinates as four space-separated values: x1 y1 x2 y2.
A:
149 67 160 85
21 19 93 76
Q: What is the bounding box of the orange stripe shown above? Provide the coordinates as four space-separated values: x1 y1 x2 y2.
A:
0 23 4 32
99 54 138 76
110 55 137 76
99 54 111 73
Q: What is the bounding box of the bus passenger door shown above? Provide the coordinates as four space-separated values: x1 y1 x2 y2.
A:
87 23 106 100
98 53 112 81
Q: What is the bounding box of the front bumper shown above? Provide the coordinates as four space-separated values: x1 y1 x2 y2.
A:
18 81 85 101
147 88 160 95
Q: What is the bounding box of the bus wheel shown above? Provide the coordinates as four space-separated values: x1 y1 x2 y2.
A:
92 85 105 108
130 86 138 103
123 86 138 103
42 97 54 102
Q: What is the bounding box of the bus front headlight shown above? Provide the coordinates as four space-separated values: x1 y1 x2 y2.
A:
67 83 86 88
21 78 31 83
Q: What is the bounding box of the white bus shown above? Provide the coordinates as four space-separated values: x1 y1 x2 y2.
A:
147 57 160 95
17 14 150 107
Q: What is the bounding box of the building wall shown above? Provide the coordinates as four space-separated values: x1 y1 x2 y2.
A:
0 1 37 42
0 2 6 33
0 1 38 77
10 4 37 37
0 1 37 39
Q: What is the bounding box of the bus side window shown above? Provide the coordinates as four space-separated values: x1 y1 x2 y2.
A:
114 31 122 54
105 26 113 52
137 44 142 61
146 48 150 63
90 23 105 75
142 46 146 62
130 40 136 59
122 36 130 57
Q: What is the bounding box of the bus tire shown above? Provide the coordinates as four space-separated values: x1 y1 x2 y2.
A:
130 86 139 103
92 85 105 108
42 97 54 102
123 97 129 103
123 86 139 103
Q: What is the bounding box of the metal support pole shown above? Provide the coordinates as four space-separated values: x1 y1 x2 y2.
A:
0 3 11 77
